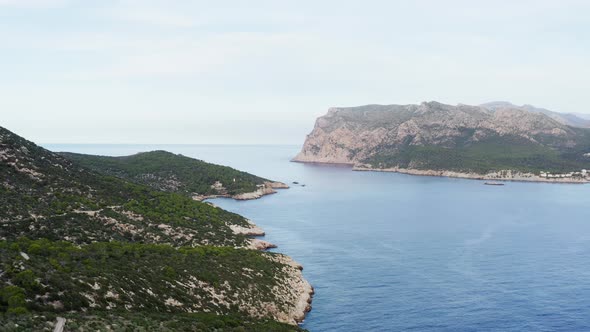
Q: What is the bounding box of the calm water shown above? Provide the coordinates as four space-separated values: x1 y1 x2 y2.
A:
46 144 590 332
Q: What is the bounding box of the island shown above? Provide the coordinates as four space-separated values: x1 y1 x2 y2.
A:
0 126 312 331
293 102 590 183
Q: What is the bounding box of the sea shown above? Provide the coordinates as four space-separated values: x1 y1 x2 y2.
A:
44 144 590 332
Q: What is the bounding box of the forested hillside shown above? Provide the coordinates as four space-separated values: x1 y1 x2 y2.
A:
60 151 271 196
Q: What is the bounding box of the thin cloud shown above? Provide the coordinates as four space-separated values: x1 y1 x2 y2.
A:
109 7 197 28
0 0 68 8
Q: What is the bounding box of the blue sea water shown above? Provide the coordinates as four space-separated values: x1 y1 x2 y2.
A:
45 144 590 332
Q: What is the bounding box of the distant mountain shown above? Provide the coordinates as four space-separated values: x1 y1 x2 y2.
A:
293 102 590 178
0 126 311 330
60 150 288 200
481 101 590 128
572 113 590 120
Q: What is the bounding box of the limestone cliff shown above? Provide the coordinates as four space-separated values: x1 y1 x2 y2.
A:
293 102 590 175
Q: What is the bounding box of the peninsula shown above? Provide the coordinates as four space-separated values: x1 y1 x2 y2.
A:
0 126 311 331
61 151 289 201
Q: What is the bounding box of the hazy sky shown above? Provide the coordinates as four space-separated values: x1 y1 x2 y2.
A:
2 0 590 144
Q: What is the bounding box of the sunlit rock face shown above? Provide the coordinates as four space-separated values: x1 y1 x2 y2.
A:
293 101 586 166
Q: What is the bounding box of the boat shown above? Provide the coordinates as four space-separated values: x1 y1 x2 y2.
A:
484 182 505 186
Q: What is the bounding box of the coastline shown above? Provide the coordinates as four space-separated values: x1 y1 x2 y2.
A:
266 254 314 325
292 158 588 184
291 157 355 166
352 166 589 184
193 181 289 201
229 217 313 325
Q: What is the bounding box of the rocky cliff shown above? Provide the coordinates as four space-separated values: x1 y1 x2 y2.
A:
293 102 590 175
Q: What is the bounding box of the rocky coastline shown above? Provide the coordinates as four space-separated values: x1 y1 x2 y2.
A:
266 254 314 325
193 181 289 201
352 165 589 184
233 181 290 200
173 183 313 324
291 157 588 184
229 218 313 325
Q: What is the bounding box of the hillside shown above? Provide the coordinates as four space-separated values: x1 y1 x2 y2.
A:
60 151 288 200
0 129 251 247
0 126 311 330
293 102 590 181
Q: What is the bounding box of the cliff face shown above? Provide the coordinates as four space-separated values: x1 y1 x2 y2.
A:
293 102 590 174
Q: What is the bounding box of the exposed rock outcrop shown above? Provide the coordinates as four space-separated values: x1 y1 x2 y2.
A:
233 182 289 200
229 219 265 236
266 254 314 325
248 239 278 250
229 220 276 250
194 181 289 201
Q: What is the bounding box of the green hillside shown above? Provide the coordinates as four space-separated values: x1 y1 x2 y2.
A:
60 151 270 196
0 239 304 331
2 312 301 332
365 132 590 174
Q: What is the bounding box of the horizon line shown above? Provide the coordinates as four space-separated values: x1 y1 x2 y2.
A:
41 143 301 146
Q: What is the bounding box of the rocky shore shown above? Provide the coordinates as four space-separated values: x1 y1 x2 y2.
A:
229 219 266 236
353 165 589 184
267 254 315 325
229 218 313 325
248 239 278 250
193 181 289 201
233 181 290 200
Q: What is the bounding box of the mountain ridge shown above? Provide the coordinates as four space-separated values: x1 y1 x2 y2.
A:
480 101 590 128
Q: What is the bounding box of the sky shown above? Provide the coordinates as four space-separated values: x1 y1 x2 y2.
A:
1 0 590 144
